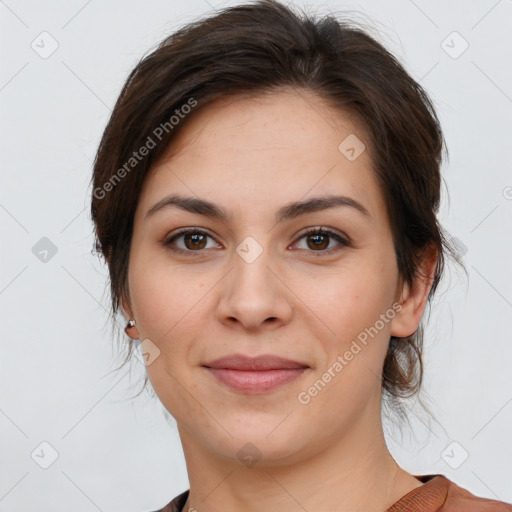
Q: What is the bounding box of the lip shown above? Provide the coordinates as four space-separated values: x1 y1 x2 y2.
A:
202 354 310 394
203 354 309 370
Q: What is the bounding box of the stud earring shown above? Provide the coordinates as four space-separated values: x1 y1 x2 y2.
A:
125 319 137 338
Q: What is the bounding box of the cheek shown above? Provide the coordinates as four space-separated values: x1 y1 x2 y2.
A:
127 259 209 412
293 264 394 342
128 255 204 345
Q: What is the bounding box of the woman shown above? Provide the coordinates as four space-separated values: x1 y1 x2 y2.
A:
90 1 512 510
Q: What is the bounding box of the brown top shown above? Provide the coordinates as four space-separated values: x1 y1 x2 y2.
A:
149 474 512 512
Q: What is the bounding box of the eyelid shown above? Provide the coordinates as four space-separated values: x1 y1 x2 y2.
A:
295 226 350 243
163 227 221 252
290 226 352 252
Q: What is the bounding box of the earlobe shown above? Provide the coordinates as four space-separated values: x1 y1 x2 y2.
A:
390 247 438 339
120 295 140 340
124 319 140 339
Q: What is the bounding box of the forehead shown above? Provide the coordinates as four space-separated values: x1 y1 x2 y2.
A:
161 88 369 162
136 88 387 226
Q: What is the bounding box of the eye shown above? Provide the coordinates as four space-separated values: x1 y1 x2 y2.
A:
292 226 351 254
163 226 351 256
163 228 221 254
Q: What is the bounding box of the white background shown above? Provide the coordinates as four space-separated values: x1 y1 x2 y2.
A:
1 0 511 510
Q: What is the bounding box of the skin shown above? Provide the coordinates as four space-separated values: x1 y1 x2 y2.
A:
121 87 437 512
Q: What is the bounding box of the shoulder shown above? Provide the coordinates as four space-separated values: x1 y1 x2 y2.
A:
146 489 190 512
388 474 512 512
148 480 512 512
443 476 512 511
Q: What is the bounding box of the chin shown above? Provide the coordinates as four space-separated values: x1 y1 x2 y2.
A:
196 416 314 467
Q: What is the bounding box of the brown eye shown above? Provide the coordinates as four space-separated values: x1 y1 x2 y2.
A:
306 233 329 250
183 232 207 250
164 229 220 254
293 227 351 254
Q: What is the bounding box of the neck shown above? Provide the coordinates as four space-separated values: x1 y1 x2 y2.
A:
177 398 422 512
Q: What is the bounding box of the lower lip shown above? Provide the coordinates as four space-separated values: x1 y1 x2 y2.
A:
205 367 307 393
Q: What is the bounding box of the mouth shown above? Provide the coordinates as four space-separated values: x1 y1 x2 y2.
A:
202 354 310 394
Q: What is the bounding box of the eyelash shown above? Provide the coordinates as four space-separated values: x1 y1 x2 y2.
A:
163 226 352 257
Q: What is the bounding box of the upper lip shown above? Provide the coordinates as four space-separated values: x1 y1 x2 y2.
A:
203 354 309 370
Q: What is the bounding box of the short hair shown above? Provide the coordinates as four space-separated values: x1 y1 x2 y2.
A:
90 0 464 421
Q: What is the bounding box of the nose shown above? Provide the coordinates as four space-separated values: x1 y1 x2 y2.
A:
216 245 293 332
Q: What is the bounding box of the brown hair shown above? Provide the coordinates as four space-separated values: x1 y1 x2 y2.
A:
90 0 464 420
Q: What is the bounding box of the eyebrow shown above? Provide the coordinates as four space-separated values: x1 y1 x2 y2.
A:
144 193 371 222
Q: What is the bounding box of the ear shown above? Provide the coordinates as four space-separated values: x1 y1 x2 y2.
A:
120 293 140 339
390 245 438 338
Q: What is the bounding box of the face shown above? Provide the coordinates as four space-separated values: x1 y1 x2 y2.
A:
123 88 409 467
